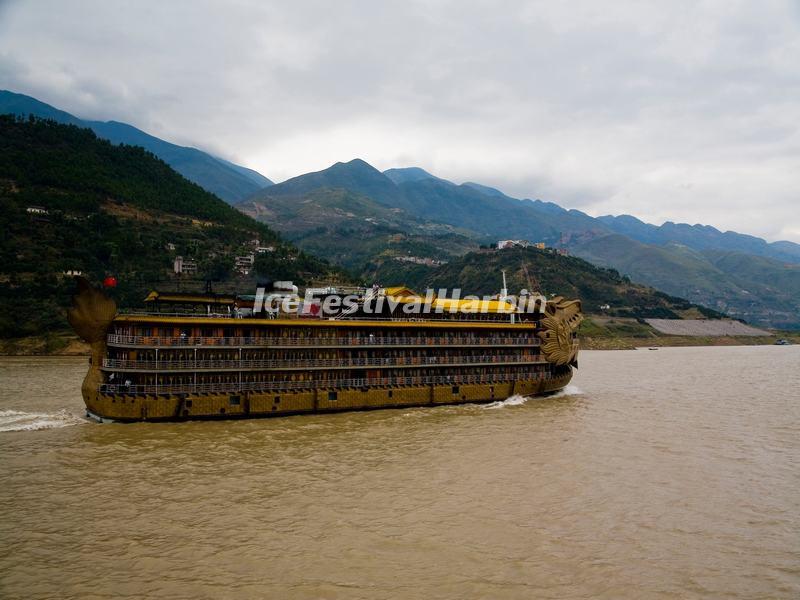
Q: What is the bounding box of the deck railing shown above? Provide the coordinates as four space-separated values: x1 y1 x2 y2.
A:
101 354 548 371
98 371 551 395
106 334 541 348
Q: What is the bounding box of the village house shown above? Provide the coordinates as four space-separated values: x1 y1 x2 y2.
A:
497 239 531 249
174 256 198 275
235 253 255 275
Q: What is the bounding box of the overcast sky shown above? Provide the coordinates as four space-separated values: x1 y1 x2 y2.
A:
1 0 798 242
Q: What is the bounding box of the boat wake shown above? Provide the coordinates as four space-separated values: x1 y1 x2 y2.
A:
0 409 87 433
551 384 584 398
482 394 529 409
482 385 584 410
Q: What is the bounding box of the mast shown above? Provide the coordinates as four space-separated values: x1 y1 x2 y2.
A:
500 270 514 323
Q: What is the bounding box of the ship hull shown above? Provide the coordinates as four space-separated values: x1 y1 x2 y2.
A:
82 371 573 423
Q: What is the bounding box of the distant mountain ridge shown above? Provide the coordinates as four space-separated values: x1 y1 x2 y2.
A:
0 90 273 203
596 214 800 264
241 158 800 328
253 158 608 243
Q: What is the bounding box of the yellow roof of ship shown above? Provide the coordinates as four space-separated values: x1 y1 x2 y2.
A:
144 291 237 305
384 287 517 313
383 286 420 298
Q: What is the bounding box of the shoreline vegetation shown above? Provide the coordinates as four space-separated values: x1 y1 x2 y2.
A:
2 318 796 356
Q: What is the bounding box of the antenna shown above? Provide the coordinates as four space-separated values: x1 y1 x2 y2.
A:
500 269 515 323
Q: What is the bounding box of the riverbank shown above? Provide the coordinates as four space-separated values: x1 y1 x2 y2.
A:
579 316 798 350
580 334 795 350
0 332 89 356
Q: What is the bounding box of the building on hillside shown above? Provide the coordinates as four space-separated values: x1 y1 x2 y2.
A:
165 242 176 251
394 256 446 266
235 253 256 276
174 256 198 275
533 242 546 250
26 206 49 215
256 246 275 254
497 239 531 250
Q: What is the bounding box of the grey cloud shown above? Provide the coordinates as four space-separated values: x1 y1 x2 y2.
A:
0 0 798 241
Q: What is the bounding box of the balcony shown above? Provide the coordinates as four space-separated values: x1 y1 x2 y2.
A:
101 353 548 372
98 371 548 395
106 333 541 348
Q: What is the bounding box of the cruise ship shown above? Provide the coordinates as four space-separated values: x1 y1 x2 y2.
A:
68 277 582 422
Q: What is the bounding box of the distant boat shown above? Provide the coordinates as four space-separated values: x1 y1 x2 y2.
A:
648 347 659 350
774 339 791 345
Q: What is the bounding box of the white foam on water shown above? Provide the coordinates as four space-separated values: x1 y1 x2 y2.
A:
0 409 87 432
551 384 584 398
482 385 584 410
482 394 529 409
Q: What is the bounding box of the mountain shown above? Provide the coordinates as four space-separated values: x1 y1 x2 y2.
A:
570 234 800 328
462 181 506 198
214 156 274 188
365 246 723 321
252 158 609 243
238 187 479 269
0 90 273 203
383 167 446 184
265 159 403 205
0 115 337 339
242 160 575 270
597 213 800 264
771 240 800 261
241 158 800 328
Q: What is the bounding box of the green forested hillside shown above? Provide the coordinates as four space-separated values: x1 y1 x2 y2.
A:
0 116 336 338
239 187 481 268
365 246 724 320
571 234 800 328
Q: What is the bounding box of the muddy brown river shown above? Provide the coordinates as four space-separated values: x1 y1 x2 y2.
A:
1 346 798 599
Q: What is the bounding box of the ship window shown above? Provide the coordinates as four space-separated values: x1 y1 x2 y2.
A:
328 391 338 401
452 386 460 394
229 395 241 406
387 390 393 398
185 400 193 408
274 395 281 403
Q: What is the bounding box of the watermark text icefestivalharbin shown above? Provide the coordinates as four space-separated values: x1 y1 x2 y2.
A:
251 288 548 315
